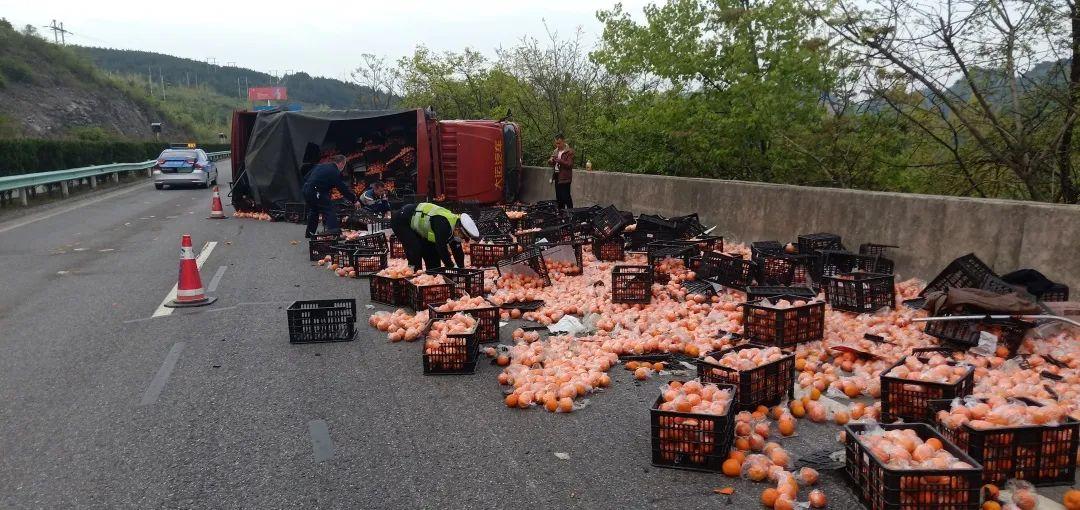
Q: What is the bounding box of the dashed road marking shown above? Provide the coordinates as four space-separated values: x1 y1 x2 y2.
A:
308 420 334 462
139 342 185 406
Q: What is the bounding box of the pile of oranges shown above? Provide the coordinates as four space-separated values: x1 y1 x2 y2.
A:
423 313 477 371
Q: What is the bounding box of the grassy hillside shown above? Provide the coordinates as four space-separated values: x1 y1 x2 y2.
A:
76 46 388 109
0 20 231 141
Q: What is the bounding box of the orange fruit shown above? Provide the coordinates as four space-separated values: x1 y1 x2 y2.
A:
684 344 700 357
778 419 796 437
496 355 510 366
626 361 639 370
653 362 665 371
721 458 742 478
789 401 806 418
544 396 558 412
558 397 573 413
770 406 785 420
734 437 750 451
1064 489 1080 510
505 393 518 408
982 502 1001 510
926 438 943 451
728 450 746 464
761 488 779 507
809 388 821 401
982 484 999 501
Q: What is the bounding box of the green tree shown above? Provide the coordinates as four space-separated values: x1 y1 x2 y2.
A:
593 0 838 179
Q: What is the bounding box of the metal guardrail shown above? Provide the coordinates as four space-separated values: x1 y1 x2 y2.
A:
0 151 230 194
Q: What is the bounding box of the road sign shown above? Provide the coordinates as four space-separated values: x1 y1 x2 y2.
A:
247 87 287 101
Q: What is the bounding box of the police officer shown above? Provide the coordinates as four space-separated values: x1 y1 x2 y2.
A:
302 155 359 238
391 202 480 270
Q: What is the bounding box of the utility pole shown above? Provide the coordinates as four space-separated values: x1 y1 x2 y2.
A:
148 65 153 95
45 20 71 44
160 68 166 101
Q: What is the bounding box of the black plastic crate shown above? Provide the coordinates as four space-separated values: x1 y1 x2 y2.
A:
568 205 602 223
844 422 982 510
691 235 723 253
681 280 717 300
742 295 825 348
817 250 894 280
824 272 895 313
308 238 336 262
746 286 817 302
612 265 653 304
920 254 998 297
591 205 630 241
523 209 564 229
750 241 785 263
636 214 680 233
369 274 407 306
880 348 974 423
332 247 388 277
929 397 1079 486
923 314 1033 355
428 267 486 298
404 278 454 311
650 384 737 472
702 252 758 290
388 235 405 258
627 229 679 249
697 343 795 410
429 303 500 343
537 242 584 275
647 241 696 283
1037 283 1069 302
477 209 513 236
671 213 707 238
496 248 552 287
516 224 573 247
860 243 899 257
287 299 356 344
283 202 306 223
797 232 843 255
592 234 625 261
759 253 816 286
469 242 518 267
422 318 479 375
354 232 389 252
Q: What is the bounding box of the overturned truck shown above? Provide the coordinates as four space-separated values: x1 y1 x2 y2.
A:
229 108 522 211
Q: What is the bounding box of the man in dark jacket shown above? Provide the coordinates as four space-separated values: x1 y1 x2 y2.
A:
547 133 574 209
302 155 359 237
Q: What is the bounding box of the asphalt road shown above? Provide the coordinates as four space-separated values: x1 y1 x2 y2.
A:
0 164 871 509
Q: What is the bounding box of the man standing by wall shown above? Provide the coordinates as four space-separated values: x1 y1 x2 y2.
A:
548 133 574 209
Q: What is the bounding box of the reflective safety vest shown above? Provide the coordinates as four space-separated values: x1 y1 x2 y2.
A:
410 203 460 243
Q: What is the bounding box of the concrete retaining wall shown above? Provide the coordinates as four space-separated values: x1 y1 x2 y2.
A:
520 166 1080 291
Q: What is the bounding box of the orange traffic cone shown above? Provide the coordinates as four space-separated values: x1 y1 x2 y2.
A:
165 234 217 308
208 186 227 219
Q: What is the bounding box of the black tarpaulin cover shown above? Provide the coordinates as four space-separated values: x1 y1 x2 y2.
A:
240 109 417 209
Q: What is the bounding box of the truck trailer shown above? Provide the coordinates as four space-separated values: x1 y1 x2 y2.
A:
229 108 522 211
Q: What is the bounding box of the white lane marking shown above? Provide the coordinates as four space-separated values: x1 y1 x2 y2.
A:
139 342 185 406
207 266 227 292
151 241 218 318
0 185 144 234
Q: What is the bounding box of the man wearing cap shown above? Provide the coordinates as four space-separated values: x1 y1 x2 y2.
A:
359 181 391 215
302 155 360 238
390 202 480 270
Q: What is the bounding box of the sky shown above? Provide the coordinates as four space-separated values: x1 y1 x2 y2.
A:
2 0 651 81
